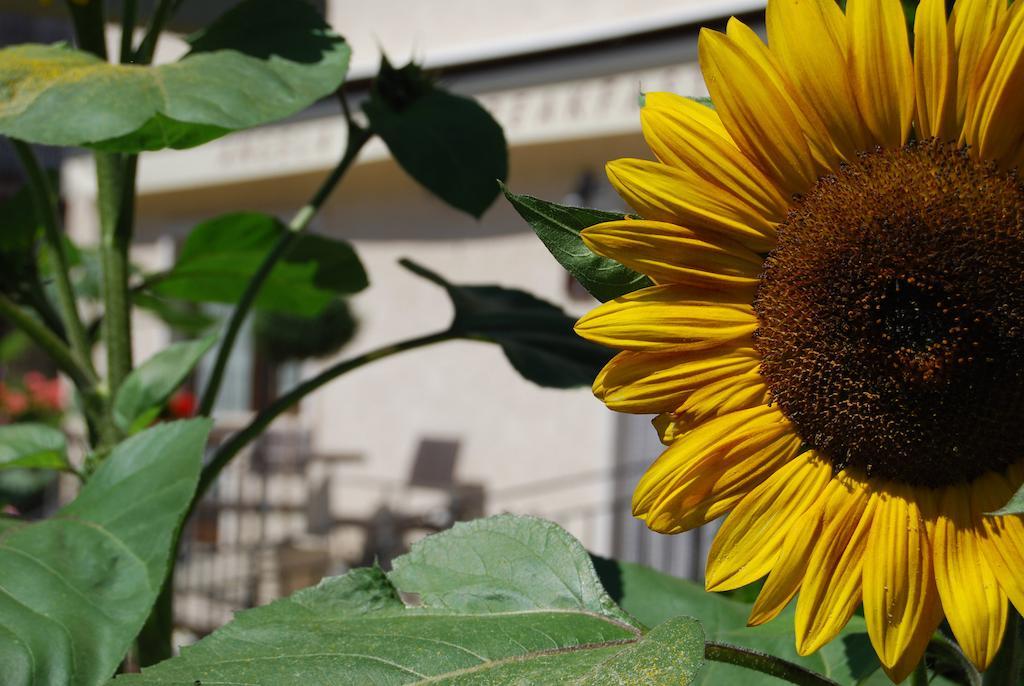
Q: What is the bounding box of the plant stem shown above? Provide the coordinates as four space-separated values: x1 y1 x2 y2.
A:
66 0 108 60
95 154 137 399
196 329 453 501
197 124 371 416
0 293 109 442
911 660 929 686
120 0 138 63
133 0 175 65
704 642 841 686
137 330 452 666
983 611 1022 686
0 294 95 390
11 140 95 375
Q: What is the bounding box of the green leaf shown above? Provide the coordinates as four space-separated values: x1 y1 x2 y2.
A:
113 334 218 432
254 299 357 362
502 185 652 302
0 419 212 686
390 515 637 626
132 293 217 336
592 557 882 685
0 183 42 295
151 212 368 316
990 481 1024 515
0 330 31 363
364 59 508 218
0 0 349 151
0 423 68 472
401 259 613 388
115 515 705 685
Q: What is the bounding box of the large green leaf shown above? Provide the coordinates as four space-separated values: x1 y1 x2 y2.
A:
0 419 211 686
113 334 218 432
364 59 508 218
0 423 68 472
115 515 705 685
502 186 652 302
402 259 613 388
151 212 367 316
0 0 349 151
592 557 882 685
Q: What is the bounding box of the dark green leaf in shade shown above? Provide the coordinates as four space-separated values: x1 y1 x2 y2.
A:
151 212 367 316
0 419 212 686
401 259 613 388
113 515 705 685
113 334 218 432
364 58 508 218
0 423 68 472
254 298 357 362
0 183 43 296
132 293 217 336
501 185 652 302
0 0 349 152
591 556 883 685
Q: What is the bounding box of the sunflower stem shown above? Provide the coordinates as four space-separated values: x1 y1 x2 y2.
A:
11 140 94 375
704 641 840 686
983 611 1022 686
197 121 370 417
911 660 929 686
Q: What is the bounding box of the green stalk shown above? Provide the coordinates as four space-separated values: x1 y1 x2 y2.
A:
66 0 108 59
0 294 95 391
95 154 137 398
983 611 1022 686
704 642 840 686
133 0 176 65
196 329 453 501
0 293 109 443
134 330 453 667
120 0 138 63
141 120 372 665
197 124 371 416
12 140 94 375
911 661 929 686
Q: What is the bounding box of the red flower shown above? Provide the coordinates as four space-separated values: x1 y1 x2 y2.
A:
167 389 198 418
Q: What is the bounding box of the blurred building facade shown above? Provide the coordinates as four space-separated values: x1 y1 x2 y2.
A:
9 0 765 634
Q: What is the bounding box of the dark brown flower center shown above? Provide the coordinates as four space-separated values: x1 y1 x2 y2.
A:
754 141 1024 487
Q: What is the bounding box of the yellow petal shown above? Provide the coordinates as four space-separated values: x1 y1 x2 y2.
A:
606 158 777 252
749 481 830 626
674 370 769 424
795 474 875 655
961 3 1024 167
698 25 822 196
973 469 1024 619
914 0 958 141
931 483 1008 671
863 484 943 682
593 345 759 414
652 413 685 446
640 92 789 221
766 0 871 158
633 405 798 533
847 0 915 148
575 285 758 352
581 219 762 291
706 451 833 592
952 0 1007 132
724 18 840 173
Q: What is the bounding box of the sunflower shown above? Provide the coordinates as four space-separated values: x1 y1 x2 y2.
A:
573 0 1024 680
